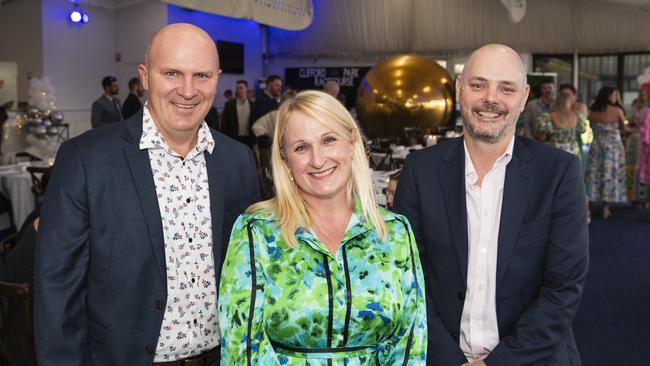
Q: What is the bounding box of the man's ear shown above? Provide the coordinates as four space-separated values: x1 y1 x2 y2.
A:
521 84 531 111
137 64 149 91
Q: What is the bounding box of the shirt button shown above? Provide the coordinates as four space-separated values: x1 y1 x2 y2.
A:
145 345 155 354
155 300 163 310
193 319 198 325
186 197 191 203
480 247 487 254
191 278 196 283
189 238 193 243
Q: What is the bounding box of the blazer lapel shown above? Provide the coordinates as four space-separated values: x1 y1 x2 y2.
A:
122 114 166 285
205 139 226 274
439 138 469 284
496 138 534 287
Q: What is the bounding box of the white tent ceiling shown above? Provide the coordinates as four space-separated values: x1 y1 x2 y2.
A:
267 0 650 57
76 0 650 55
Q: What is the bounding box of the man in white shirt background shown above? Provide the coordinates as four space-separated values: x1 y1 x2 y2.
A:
220 79 252 147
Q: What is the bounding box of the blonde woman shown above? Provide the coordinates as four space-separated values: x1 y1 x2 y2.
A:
219 90 427 365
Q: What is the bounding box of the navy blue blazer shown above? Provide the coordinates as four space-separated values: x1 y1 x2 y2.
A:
33 111 260 365
394 136 589 366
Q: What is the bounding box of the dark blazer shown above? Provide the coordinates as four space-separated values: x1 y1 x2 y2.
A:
394 136 589 366
220 99 251 139
33 111 260 365
91 95 122 129
251 91 278 123
121 93 142 119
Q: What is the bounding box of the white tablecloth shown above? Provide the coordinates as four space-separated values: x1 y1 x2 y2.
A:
0 163 36 229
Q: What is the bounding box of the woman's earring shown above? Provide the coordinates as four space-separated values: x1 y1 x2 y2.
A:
290 171 294 181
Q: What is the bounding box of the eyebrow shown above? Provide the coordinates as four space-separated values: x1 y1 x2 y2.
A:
468 76 519 87
288 132 337 146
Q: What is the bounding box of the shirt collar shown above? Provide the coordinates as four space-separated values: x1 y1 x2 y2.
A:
464 135 515 183
139 102 215 156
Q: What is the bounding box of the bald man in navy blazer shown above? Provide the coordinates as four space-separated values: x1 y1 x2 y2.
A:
394 44 589 366
34 24 260 365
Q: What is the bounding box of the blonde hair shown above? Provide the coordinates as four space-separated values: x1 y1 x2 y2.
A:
248 90 387 247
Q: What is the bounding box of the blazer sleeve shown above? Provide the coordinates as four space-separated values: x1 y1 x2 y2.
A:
218 215 281 365
221 101 241 138
380 219 428 365
393 156 468 366
90 100 103 129
34 141 91 366
485 155 589 365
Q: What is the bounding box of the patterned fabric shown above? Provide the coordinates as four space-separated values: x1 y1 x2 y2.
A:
625 107 649 201
140 104 220 361
534 112 586 157
218 205 427 365
640 108 650 186
585 122 627 203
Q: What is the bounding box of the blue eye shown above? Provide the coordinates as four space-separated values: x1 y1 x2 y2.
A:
295 144 307 152
165 71 178 77
323 136 337 144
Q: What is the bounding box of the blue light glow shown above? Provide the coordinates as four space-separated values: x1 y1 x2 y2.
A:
70 10 82 23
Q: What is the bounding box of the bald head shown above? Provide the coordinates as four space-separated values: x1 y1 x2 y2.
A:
137 23 220 155
461 44 527 88
456 43 530 145
145 23 218 69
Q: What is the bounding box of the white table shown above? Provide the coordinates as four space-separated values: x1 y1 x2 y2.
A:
0 163 37 229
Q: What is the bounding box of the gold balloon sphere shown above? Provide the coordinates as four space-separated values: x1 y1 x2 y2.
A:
356 54 455 140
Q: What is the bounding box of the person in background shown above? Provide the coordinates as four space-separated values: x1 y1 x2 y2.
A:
90 75 122 128
323 79 347 106
219 90 427 364
637 83 650 220
625 85 650 208
534 91 586 156
0 79 8 124
221 80 252 147
122 77 144 119
34 23 260 365
559 83 589 117
251 89 297 199
585 86 627 219
383 169 401 211
520 78 555 139
223 89 234 102
251 75 282 122
394 44 588 365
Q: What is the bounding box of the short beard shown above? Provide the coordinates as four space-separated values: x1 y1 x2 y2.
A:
462 104 516 144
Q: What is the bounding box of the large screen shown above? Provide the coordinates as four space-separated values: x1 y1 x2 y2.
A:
216 40 244 74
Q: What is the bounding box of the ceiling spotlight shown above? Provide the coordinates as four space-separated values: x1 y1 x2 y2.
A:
68 6 89 24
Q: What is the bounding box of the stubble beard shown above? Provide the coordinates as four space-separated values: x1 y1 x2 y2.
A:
461 105 517 144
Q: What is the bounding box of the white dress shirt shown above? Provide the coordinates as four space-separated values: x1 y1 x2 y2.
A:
460 136 514 361
236 99 251 136
140 104 220 361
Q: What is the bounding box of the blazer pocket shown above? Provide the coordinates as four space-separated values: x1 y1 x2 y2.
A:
88 317 108 344
518 216 550 240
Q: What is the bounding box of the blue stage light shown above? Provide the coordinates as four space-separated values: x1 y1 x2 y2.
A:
82 13 89 23
69 10 82 23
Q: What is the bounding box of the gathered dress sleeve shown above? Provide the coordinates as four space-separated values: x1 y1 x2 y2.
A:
534 112 553 136
218 214 281 365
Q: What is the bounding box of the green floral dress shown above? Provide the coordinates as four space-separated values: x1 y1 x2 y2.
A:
218 206 427 365
534 112 586 156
